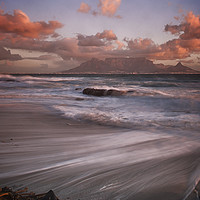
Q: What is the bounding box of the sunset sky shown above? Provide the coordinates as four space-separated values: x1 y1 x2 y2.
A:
0 0 200 73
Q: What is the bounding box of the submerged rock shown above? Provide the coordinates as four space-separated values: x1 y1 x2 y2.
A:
75 88 81 90
75 97 85 101
83 88 126 97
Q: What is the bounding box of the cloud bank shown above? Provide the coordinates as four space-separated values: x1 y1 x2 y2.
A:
0 8 200 70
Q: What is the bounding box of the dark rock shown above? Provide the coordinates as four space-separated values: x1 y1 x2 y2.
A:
0 78 19 82
83 88 125 97
75 97 85 101
185 181 200 200
185 190 199 200
41 190 58 200
83 88 106 96
0 187 59 200
107 89 125 96
196 181 200 191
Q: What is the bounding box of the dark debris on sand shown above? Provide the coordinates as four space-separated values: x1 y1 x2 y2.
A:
185 181 200 200
0 187 59 200
1 182 200 200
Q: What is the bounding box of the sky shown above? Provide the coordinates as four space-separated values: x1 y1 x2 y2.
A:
0 0 200 73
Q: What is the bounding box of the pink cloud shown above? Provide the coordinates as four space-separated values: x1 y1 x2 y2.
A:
151 39 189 60
96 30 117 40
160 11 200 60
98 0 121 18
77 0 122 18
126 38 158 51
115 40 125 49
165 11 200 40
77 2 91 13
77 30 117 47
0 9 63 38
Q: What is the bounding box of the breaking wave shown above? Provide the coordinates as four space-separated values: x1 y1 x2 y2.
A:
0 74 18 82
53 105 200 131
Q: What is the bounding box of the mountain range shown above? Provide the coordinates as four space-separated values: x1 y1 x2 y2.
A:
63 57 199 74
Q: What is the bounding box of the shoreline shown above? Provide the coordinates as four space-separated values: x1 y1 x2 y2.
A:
0 102 200 200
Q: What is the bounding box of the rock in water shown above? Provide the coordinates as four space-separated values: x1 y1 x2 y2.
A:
83 88 125 97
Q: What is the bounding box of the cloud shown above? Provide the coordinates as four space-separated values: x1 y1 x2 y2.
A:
0 30 105 56
160 11 200 60
118 37 163 59
115 40 125 49
77 34 105 46
165 11 200 40
98 0 121 18
25 54 59 60
126 38 158 51
96 30 117 40
0 35 81 60
77 0 122 18
165 24 184 35
0 9 199 66
0 9 63 38
0 46 22 60
77 2 91 13
180 59 195 64
77 30 117 47
151 39 189 60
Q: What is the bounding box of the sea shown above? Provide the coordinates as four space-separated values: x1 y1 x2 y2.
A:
0 74 200 200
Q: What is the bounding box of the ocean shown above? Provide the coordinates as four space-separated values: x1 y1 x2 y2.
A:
0 74 200 200
1 74 200 131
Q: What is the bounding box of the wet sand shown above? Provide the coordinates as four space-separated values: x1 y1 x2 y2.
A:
0 103 200 200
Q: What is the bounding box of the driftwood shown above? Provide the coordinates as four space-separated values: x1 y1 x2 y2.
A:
0 187 59 200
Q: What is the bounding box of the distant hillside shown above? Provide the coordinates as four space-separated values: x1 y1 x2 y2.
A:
63 58 199 74
165 62 198 74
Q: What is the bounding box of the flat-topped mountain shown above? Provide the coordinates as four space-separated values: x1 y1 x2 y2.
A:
67 58 114 73
64 58 199 74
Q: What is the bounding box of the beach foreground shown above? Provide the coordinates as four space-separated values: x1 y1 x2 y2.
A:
0 103 200 200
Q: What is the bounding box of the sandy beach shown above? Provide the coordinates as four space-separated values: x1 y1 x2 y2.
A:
0 102 200 200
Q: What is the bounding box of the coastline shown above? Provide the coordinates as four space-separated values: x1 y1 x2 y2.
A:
0 102 200 200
